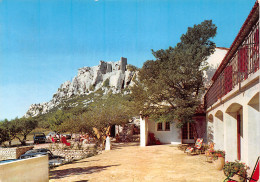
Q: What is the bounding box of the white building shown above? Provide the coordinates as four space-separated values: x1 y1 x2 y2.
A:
204 1 260 171
139 47 228 146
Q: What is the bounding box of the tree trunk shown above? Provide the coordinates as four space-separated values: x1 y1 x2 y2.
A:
16 137 26 146
21 140 26 146
22 135 27 146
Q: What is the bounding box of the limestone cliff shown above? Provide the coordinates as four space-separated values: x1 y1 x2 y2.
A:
25 57 137 117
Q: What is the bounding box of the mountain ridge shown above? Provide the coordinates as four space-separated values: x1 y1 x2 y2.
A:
25 57 138 117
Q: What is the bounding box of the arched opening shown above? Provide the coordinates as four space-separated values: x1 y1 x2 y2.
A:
214 110 224 150
248 92 259 111
209 114 213 121
207 114 214 143
226 103 243 161
215 110 224 121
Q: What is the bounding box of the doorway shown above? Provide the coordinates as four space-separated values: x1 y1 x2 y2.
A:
182 123 195 143
237 114 241 160
110 125 116 137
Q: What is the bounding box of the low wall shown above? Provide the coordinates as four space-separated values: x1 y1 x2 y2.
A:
0 146 33 160
52 149 92 161
51 144 101 161
0 155 49 182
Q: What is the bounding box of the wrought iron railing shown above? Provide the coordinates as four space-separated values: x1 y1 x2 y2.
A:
205 21 259 109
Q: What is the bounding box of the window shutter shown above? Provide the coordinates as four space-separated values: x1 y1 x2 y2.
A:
238 46 248 79
254 28 259 71
224 65 233 94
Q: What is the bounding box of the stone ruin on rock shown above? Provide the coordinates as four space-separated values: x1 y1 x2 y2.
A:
25 57 137 117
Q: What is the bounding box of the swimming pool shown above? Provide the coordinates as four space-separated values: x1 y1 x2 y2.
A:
0 159 18 164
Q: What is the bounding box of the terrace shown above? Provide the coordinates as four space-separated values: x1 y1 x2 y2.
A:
49 143 226 181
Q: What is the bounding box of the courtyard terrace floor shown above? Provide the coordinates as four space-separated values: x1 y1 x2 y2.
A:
49 142 226 182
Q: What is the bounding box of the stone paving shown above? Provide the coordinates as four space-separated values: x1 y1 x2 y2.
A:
49 142 226 182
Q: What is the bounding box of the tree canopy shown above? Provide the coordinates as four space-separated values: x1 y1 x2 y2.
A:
44 92 137 145
131 20 217 125
0 117 38 146
1 118 19 146
15 117 38 145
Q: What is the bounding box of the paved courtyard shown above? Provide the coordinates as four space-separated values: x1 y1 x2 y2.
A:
49 142 226 182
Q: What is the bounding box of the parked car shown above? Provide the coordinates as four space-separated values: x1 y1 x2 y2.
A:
33 133 46 144
19 148 65 166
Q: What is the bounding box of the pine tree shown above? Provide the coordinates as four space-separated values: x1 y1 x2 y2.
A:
131 20 217 126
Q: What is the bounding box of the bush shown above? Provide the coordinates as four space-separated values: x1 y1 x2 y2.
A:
89 85 95 91
103 78 110 88
127 64 138 72
223 160 249 179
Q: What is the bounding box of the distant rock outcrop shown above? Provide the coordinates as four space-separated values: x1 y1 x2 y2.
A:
25 57 137 117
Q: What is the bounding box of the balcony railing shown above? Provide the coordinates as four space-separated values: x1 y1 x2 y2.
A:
205 21 259 109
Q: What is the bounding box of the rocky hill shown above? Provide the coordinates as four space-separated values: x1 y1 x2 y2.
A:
25 57 138 117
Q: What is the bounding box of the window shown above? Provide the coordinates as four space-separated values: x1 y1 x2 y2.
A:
165 122 170 131
157 123 162 131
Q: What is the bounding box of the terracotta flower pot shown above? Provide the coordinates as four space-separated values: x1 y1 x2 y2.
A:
232 174 245 182
213 156 225 170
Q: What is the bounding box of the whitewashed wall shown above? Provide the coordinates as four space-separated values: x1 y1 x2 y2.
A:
206 70 260 172
140 116 149 147
148 120 181 145
0 155 49 182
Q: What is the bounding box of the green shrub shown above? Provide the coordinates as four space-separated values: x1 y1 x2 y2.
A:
103 78 110 87
127 64 138 72
89 85 95 91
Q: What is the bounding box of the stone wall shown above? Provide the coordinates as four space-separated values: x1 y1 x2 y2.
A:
0 146 33 160
16 146 34 158
51 147 99 161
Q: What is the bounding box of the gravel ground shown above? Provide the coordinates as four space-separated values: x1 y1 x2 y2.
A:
49 142 226 182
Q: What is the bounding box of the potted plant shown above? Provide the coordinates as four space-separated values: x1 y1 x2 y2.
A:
213 150 225 159
205 142 215 162
223 160 249 182
212 150 225 170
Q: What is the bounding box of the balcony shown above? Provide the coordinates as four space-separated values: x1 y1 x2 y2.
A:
205 20 259 109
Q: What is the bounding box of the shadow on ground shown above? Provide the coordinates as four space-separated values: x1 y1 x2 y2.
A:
71 159 100 164
50 164 120 179
111 142 139 150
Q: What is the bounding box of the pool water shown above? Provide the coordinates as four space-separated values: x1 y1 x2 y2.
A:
0 159 18 164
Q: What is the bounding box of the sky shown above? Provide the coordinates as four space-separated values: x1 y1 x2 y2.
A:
0 0 257 120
